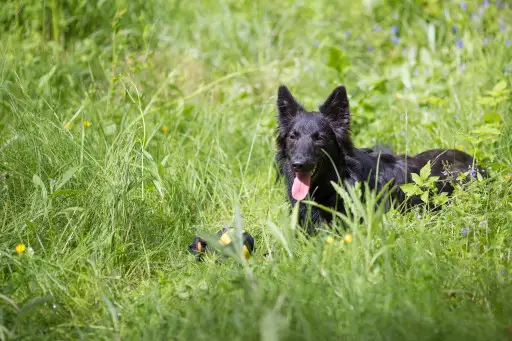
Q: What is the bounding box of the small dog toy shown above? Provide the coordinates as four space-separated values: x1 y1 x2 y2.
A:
188 227 254 261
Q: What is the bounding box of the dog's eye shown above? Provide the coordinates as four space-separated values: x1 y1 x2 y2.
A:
289 132 297 140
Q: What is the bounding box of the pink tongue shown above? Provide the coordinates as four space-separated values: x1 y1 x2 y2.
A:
292 172 311 201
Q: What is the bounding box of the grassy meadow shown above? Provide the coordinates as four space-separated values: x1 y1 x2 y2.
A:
1 0 512 340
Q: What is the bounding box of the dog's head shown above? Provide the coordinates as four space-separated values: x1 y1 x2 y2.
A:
276 85 353 200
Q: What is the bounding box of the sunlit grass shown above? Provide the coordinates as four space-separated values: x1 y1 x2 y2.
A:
0 0 511 340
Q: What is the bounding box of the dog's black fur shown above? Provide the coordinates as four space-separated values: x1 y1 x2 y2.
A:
276 85 483 232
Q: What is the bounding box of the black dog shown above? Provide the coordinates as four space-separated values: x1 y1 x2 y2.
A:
275 85 482 231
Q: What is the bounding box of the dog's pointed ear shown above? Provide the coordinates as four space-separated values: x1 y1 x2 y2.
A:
320 85 353 150
319 85 350 125
277 85 303 125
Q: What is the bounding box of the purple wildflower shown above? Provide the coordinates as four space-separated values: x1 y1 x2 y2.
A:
452 24 458 33
391 26 399 34
368 46 374 53
471 12 478 19
506 40 511 46
501 269 506 276
373 25 382 32
344 31 351 38
461 228 470 236
483 37 489 45
459 63 466 71
391 36 400 44
456 39 464 48
313 41 320 47
478 6 485 14
483 0 490 6
454 115 459 120
460 1 468 10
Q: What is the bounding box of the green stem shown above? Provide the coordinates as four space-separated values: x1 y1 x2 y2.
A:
51 0 60 43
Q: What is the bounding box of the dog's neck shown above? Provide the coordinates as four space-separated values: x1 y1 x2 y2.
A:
311 159 345 198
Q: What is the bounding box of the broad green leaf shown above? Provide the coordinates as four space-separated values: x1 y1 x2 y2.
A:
51 189 81 199
411 173 423 186
428 176 440 183
492 80 507 93
400 183 419 196
419 96 445 105
433 192 449 205
327 46 350 73
55 167 78 191
33 174 47 201
483 112 502 124
32 174 42 186
420 191 429 204
420 161 431 180
471 125 501 136
477 172 483 181
476 96 495 105
456 171 469 181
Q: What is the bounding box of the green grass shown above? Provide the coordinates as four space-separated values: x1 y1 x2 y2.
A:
1 0 512 340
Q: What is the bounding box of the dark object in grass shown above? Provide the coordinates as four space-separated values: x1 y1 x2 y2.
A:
275 84 486 233
188 227 255 261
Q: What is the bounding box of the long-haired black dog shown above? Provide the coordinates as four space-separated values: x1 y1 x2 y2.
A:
275 85 482 231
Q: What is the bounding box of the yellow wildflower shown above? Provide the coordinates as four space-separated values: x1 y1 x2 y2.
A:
83 120 91 128
455 145 464 151
326 236 334 244
506 174 511 181
344 234 353 243
15 243 26 253
395 93 403 100
161 125 169 134
64 123 72 129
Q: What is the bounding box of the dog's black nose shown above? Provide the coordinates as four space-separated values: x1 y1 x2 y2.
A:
292 162 304 171
292 161 315 172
